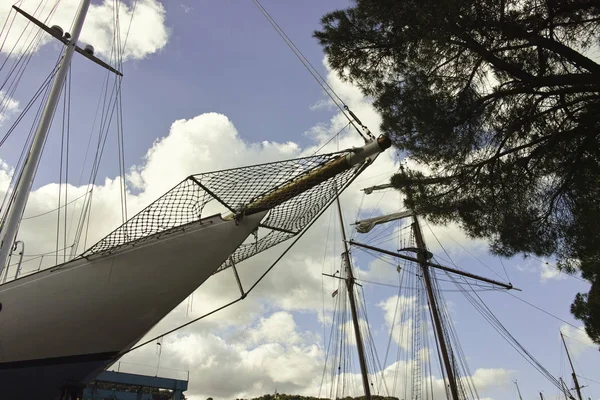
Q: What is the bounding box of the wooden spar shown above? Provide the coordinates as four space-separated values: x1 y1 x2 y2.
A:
515 380 524 400
412 215 460 400
336 197 372 400
561 332 584 400
349 240 515 290
243 136 391 215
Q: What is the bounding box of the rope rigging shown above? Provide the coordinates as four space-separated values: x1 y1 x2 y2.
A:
430 232 568 393
328 180 594 400
426 224 566 393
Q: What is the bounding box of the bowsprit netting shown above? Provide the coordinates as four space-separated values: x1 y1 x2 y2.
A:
83 151 364 268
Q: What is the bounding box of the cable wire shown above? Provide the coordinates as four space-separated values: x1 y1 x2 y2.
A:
250 0 374 142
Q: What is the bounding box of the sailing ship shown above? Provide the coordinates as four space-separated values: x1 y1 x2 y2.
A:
319 182 591 400
0 2 392 399
322 195 513 400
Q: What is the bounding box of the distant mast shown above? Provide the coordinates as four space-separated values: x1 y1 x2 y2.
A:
514 380 524 400
335 196 372 400
354 183 518 400
412 215 460 400
561 331 584 400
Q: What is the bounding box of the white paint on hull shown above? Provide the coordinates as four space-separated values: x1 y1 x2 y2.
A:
0 212 265 391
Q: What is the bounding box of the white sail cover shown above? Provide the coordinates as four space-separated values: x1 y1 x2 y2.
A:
355 210 413 233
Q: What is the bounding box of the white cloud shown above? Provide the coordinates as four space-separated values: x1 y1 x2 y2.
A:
180 4 193 14
0 0 168 60
513 256 566 282
378 294 417 350
113 310 326 399
559 324 595 357
0 90 19 125
469 367 515 390
309 99 334 112
540 259 565 281
246 311 305 346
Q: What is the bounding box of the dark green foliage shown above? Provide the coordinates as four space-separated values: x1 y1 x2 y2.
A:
315 0 600 343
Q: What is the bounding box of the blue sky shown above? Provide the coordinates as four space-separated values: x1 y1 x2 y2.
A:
0 1 598 399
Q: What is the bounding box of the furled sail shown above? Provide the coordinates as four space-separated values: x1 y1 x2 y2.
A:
83 136 391 272
354 210 413 233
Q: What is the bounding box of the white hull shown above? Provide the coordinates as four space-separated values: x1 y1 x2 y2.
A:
0 212 265 399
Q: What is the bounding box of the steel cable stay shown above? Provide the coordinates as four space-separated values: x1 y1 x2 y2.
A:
0 61 57 153
561 333 599 350
0 27 46 115
250 0 374 143
424 220 508 283
69 2 138 256
0 0 130 276
67 25 126 248
0 0 62 113
69 71 122 255
523 253 588 284
318 205 335 398
0 33 61 148
380 261 405 380
0 55 59 236
418 227 585 332
449 271 568 394
431 269 479 399
358 283 390 396
55 69 67 264
318 272 343 399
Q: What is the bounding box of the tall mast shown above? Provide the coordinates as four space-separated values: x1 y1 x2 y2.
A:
336 196 372 400
412 215 460 400
0 0 92 275
561 331 584 400
558 377 575 400
560 378 571 400
514 380 524 400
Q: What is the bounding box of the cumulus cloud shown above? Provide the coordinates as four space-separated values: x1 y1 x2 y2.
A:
559 324 595 357
0 0 168 60
114 311 326 399
378 294 417 350
512 256 569 283
0 90 19 125
540 259 565 282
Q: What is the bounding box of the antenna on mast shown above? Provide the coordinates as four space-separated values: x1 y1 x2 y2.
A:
514 380 523 400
